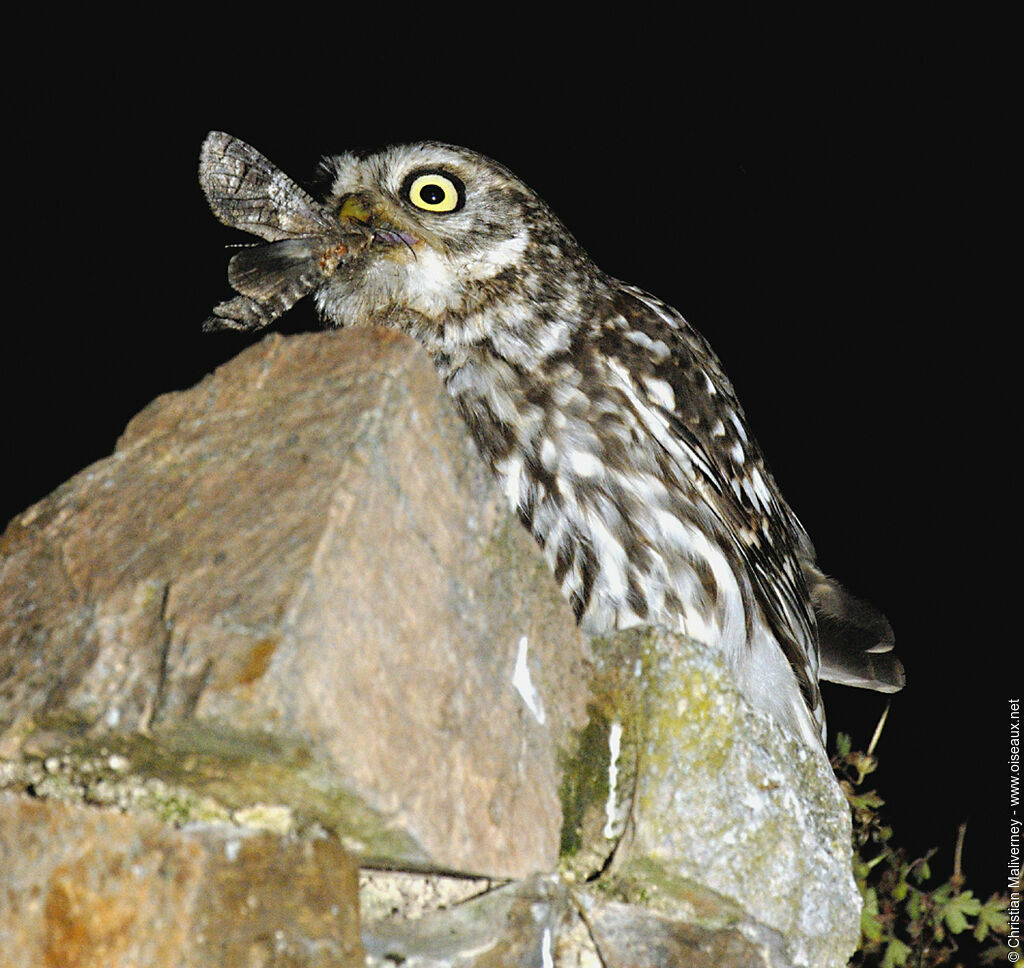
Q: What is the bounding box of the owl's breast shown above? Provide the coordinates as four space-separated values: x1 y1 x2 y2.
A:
441 346 749 654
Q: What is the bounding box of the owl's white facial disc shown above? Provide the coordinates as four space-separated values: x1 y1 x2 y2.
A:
314 142 553 342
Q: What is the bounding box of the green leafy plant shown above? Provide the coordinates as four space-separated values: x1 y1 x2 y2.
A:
833 716 1010 967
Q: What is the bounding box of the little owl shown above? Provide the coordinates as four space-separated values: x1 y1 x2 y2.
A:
199 131 904 758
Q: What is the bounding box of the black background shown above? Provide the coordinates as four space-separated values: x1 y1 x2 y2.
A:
2 17 1008 906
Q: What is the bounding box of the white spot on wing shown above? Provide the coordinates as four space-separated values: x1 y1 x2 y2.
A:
568 449 602 478
587 512 629 601
625 328 671 364
742 466 773 511
496 454 524 512
605 356 719 483
513 636 545 724
642 376 676 411
729 411 748 443
750 466 773 506
540 438 557 471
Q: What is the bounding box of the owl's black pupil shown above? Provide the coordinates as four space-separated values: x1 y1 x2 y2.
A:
420 184 445 204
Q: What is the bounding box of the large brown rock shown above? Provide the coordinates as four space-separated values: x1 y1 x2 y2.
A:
0 328 863 967
0 793 363 968
0 329 591 879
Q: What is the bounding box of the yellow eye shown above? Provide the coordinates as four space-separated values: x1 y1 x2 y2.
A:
402 169 465 213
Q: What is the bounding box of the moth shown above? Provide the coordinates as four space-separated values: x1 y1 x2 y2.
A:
198 131 370 332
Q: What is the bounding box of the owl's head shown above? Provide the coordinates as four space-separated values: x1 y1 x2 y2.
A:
315 143 589 345
201 133 597 345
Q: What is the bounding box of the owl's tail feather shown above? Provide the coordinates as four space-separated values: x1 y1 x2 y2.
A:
807 570 906 693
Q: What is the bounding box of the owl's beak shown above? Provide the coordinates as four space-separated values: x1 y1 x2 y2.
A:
338 195 373 224
337 193 420 255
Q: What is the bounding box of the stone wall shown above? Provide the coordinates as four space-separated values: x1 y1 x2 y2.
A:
0 329 861 967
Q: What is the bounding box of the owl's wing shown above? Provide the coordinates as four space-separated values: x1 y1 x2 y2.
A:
598 284 821 709
605 283 902 703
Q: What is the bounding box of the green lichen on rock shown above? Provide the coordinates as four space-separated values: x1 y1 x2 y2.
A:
557 628 732 880
600 855 753 930
560 627 862 968
557 708 615 875
557 628 655 881
1 713 427 864
634 631 737 780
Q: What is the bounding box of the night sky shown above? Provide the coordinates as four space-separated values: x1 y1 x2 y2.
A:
3 22 1006 909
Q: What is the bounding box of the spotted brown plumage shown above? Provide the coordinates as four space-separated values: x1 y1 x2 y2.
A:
200 132 904 758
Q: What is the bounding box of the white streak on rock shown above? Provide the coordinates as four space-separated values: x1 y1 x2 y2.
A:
603 720 624 839
513 636 545 725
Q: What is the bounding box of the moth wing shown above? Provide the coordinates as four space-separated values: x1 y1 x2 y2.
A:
227 239 321 299
203 239 325 332
199 131 334 242
203 295 283 332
